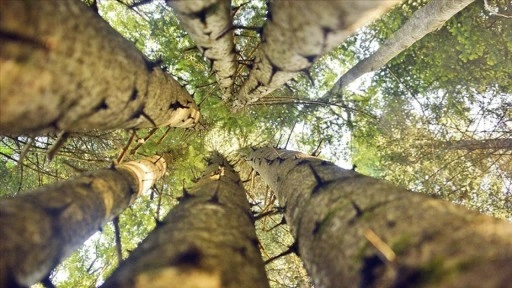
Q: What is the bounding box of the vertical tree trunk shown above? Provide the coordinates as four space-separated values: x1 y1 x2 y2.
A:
246 147 512 288
323 0 475 96
233 0 398 109
0 0 200 136
0 156 166 287
102 153 269 288
169 0 237 101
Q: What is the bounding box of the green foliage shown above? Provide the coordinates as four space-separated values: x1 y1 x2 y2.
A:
2 0 511 286
346 0 512 220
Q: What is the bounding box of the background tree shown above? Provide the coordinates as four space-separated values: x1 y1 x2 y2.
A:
348 0 512 218
324 0 475 93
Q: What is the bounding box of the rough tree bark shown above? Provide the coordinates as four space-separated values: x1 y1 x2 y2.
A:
169 0 237 101
0 0 200 136
322 0 475 97
0 156 166 287
246 147 512 288
233 0 399 109
101 153 269 288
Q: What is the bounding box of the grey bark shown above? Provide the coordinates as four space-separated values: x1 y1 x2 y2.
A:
323 0 475 97
246 147 512 288
0 156 166 287
233 0 398 109
101 153 269 288
169 0 237 101
445 138 512 151
0 0 200 136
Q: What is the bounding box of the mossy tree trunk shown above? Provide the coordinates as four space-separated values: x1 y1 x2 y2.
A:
0 156 166 287
169 0 237 101
0 0 200 136
102 153 269 288
322 0 475 96
233 0 398 109
247 147 512 288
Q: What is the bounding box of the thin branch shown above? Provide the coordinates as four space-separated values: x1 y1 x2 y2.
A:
113 217 123 265
117 130 136 163
484 0 512 18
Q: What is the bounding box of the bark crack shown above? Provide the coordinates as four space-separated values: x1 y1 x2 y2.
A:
308 164 334 195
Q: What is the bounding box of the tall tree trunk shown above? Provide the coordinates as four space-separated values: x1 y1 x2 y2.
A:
323 0 475 97
0 0 200 136
246 147 512 288
0 156 166 287
169 0 237 101
101 153 269 288
445 138 512 151
233 0 398 109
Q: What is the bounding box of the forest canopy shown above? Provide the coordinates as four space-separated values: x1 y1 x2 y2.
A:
0 0 511 287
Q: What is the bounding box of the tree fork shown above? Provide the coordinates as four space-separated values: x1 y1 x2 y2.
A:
0 0 200 135
0 156 166 287
246 147 512 288
101 152 269 288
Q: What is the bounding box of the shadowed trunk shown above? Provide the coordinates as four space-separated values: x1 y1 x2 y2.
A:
169 0 237 101
0 156 166 287
322 0 475 97
101 153 269 288
0 0 200 136
233 0 398 109
246 147 512 288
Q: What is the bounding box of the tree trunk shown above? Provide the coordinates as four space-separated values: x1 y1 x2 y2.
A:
101 153 269 288
246 147 512 288
0 156 166 287
323 0 475 96
169 0 237 101
0 0 200 136
233 0 398 109
445 138 512 151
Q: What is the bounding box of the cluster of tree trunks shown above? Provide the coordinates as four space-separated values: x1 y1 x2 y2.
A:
0 156 166 287
102 153 269 288
3 147 512 287
1 0 512 287
0 0 200 135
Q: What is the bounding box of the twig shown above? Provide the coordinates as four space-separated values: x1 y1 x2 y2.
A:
130 128 158 155
265 242 298 265
363 228 396 264
47 131 69 162
117 130 136 163
284 122 296 149
113 217 123 265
